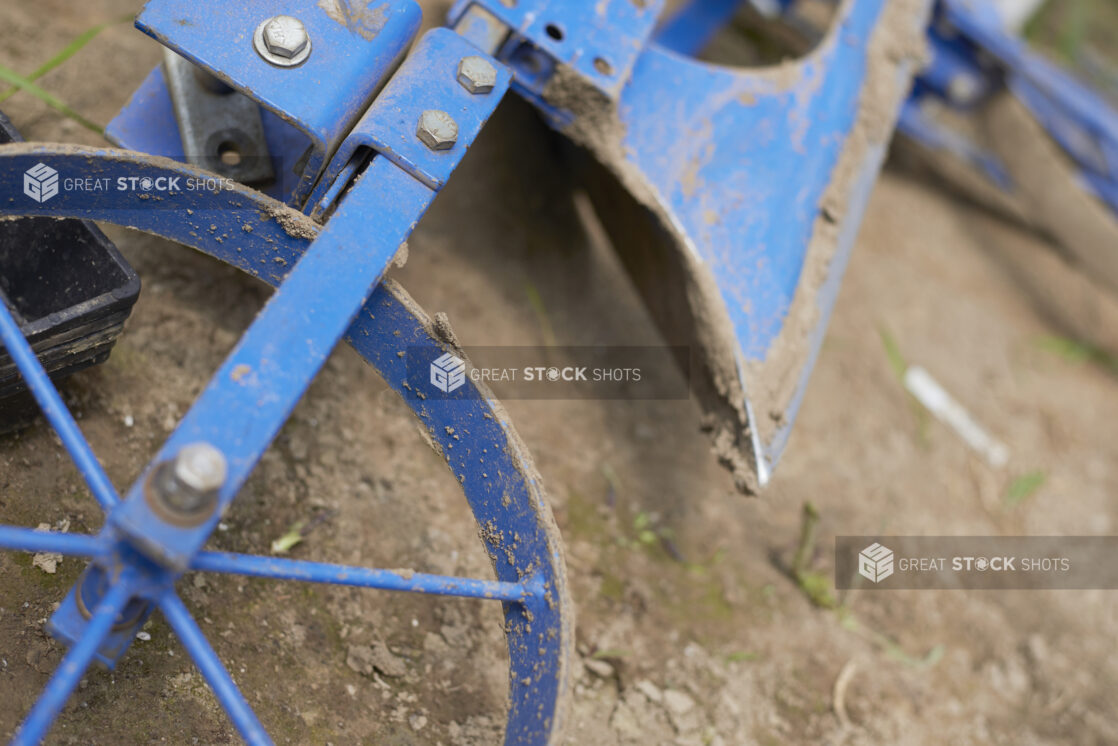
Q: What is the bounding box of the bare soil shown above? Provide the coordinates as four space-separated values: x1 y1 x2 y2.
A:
2 1 1118 744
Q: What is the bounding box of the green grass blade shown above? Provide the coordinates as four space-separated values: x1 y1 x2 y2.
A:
1006 471 1047 506
0 15 132 106
1034 335 1118 375
878 327 908 381
0 65 102 135
524 281 559 348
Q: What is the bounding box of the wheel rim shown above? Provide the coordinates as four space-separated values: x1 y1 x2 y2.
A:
0 145 572 745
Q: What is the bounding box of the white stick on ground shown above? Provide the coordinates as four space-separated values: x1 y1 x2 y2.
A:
904 366 1010 468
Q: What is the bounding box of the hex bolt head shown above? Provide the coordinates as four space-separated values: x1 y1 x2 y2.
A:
146 442 227 523
947 73 978 103
254 16 312 67
417 110 459 151
174 443 228 494
457 56 497 94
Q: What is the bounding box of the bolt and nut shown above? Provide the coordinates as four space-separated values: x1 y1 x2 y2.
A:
147 442 227 522
173 443 228 495
417 110 459 151
457 56 497 94
254 16 312 67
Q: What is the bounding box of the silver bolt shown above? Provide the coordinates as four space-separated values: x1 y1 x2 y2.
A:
173 443 228 494
146 442 227 522
457 56 497 94
417 110 459 151
947 73 978 103
254 16 312 67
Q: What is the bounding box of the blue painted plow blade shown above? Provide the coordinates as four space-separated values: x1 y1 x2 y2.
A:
502 0 934 491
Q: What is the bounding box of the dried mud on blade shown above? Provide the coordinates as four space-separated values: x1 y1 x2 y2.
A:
566 0 932 492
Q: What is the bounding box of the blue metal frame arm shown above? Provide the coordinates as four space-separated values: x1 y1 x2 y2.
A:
107 154 435 572
896 0 1118 216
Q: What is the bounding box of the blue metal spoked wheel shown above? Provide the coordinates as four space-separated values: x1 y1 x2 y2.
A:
0 145 572 745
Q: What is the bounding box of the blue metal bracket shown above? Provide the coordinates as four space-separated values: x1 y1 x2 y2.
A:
305 27 512 212
448 0 664 124
128 0 423 206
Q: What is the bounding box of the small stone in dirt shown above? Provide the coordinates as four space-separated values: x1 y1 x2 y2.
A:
346 644 374 675
635 679 663 704
423 632 449 655
410 714 427 731
371 641 407 677
347 642 407 678
663 689 695 716
584 658 614 679
609 702 642 740
32 552 60 574
31 523 61 574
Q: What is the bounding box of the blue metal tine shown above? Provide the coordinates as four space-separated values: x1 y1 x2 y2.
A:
159 592 272 746
0 296 120 512
191 552 530 602
11 573 137 746
0 526 103 558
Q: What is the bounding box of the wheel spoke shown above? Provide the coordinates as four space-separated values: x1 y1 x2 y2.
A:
191 551 530 602
0 300 120 512
159 592 272 746
0 526 103 557
12 573 135 746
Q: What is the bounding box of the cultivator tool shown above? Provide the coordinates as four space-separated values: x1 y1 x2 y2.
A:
13 0 1111 742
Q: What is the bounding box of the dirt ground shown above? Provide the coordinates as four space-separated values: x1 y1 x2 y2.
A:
2 0 1118 744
